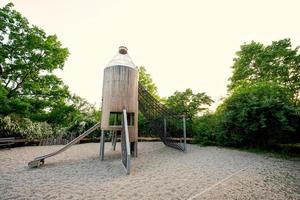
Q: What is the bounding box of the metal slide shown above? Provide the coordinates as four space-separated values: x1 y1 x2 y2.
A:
121 109 131 174
28 122 101 168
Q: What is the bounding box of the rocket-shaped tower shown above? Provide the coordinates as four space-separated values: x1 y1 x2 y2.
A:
100 46 138 159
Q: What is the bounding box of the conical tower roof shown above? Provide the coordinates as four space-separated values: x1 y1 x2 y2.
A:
107 46 135 68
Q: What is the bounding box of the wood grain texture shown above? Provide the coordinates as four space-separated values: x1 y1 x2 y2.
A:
101 65 138 142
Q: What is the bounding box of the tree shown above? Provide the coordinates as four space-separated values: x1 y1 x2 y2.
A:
0 4 102 141
193 112 219 145
0 3 70 117
165 88 213 120
137 66 161 135
229 39 300 104
138 66 160 100
216 82 299 147
64 95 101 138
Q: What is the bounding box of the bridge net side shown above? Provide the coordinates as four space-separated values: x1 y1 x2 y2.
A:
138 84 186 151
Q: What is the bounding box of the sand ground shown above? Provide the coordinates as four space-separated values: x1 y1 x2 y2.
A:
0 142 299 200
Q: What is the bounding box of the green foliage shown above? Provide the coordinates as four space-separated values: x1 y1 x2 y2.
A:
138 66 213 137
138 66 160 100
138 66 160 135
0 115 53 141
166 88 213 120
138 112 153 137
64 95 101 138
193 113 219 145
229 39 300 104
193 39 300 152
0 83 9 113
164 89 213 138
216 82 299 148
0 3 70 118
0 4 101 141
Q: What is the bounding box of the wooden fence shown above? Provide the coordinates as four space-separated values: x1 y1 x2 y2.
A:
1 136 194 147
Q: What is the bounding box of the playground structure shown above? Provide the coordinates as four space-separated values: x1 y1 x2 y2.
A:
99 46 138 174
28 46 187 174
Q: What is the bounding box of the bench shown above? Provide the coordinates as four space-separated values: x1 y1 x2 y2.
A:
0 137 16 148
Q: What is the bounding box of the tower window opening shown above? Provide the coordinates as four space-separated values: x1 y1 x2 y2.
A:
109 112 134 126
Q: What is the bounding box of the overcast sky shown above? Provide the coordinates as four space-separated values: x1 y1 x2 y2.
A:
1 0 300 110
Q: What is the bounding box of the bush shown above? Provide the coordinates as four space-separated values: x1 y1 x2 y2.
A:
193 113 219 145
138 112 153 137
0 115 54 141
65 116 100 139
216 82 299 148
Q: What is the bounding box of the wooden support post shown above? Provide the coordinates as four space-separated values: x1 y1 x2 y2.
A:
183 115 187 152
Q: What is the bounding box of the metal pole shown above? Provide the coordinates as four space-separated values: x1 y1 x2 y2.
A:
164 118 167 139
134 142 138 158
100 130 105 160
183 115 187 152
112 131 117 151
111 131 114 147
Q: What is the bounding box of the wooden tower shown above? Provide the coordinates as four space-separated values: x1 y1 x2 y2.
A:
100 46 138 159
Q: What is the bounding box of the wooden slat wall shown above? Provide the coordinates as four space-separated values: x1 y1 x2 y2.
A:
101 65 138 142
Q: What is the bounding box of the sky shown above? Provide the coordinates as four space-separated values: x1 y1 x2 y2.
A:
1 0 300 110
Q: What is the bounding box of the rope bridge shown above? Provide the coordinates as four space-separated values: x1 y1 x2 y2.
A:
138 83 187 151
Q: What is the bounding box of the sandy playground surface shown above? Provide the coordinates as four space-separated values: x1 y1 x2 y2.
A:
0 142 299 200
